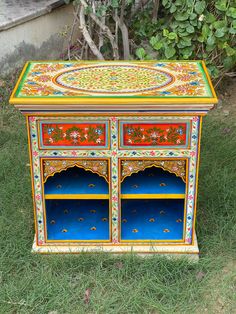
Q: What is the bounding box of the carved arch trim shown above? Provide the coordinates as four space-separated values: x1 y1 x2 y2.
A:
43 159 109 183
121 160 186 183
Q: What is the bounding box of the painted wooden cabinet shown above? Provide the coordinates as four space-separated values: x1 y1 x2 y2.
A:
10 61 217 259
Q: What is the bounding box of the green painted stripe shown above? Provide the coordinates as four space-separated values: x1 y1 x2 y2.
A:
15 62 32 97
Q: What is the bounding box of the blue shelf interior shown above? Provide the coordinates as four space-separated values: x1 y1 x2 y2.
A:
44 167 108 195
46 199 109 240
121 167 185 195
121 199 184 240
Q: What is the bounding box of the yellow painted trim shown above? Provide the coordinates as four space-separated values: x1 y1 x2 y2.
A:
9 62 29 104
10 97 218 105
119 239 185 243
46 239 111 243
121 194 185 199
44 194 109 199
201 61 218 103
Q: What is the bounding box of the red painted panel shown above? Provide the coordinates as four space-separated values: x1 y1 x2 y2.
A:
123 123 187 146
41 123 106 147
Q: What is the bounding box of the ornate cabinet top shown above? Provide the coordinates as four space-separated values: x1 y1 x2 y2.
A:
10 60 217 111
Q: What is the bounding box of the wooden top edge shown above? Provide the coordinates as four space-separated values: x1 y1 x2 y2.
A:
9 60 218 106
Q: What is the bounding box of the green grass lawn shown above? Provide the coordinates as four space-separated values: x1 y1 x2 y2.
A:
0 74 235 314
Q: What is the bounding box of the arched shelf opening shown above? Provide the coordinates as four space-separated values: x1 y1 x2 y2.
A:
120 166 185 241
121 166 185 199
44 166 110 242
44 166 109 199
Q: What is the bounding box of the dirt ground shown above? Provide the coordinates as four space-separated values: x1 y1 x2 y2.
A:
216 77 236 119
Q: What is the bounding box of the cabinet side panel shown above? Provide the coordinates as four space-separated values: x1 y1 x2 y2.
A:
27 116 46 245
184 116 201 244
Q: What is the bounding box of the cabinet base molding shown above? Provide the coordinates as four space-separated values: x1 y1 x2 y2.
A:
32 232 199 261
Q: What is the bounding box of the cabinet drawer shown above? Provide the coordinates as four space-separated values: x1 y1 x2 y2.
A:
119 121 190 149
38 121 109 149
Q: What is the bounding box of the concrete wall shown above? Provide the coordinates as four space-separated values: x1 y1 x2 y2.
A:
0 4 79 74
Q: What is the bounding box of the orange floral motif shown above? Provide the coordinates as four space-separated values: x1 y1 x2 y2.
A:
123 123 187 146
41 123 107 147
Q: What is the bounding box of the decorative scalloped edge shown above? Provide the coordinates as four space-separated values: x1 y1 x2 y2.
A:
43 162 109 183
121 163 186 183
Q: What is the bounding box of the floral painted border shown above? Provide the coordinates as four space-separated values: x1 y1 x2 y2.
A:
28 115 199 246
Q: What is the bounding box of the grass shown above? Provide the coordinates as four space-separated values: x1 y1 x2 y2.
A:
0 73 235 314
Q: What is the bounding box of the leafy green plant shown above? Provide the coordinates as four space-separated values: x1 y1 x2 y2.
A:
133 0 236 79
67 0 235 81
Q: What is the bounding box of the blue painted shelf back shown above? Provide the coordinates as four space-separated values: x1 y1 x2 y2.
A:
45 167 108 195
121 167 185 195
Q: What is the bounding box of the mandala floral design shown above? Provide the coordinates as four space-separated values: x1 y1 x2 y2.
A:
54 65 174 93
16 61 212 97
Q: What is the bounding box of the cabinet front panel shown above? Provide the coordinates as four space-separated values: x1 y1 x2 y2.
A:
119 121 191 149
38 121 109 149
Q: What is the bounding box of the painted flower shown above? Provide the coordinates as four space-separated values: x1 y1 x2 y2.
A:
35 194 41 201
112 195 118 202
96 138 101 143
127 128 133 135
95 129 103 135
177 128 183 135
47 128 54 135
70 131 80 139
111 117 117 122
112 151 117 156
188 194 194 200
150 151 156 156
190 151 196 157
151 131 160 139
71 151 77 156
29 117 36 122
33 151 38 157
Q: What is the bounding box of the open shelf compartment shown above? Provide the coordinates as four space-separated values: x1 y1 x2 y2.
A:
44 165 110 241
44 166 109 199
121 199 184 241
46 199 110 241
121 166 185 199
